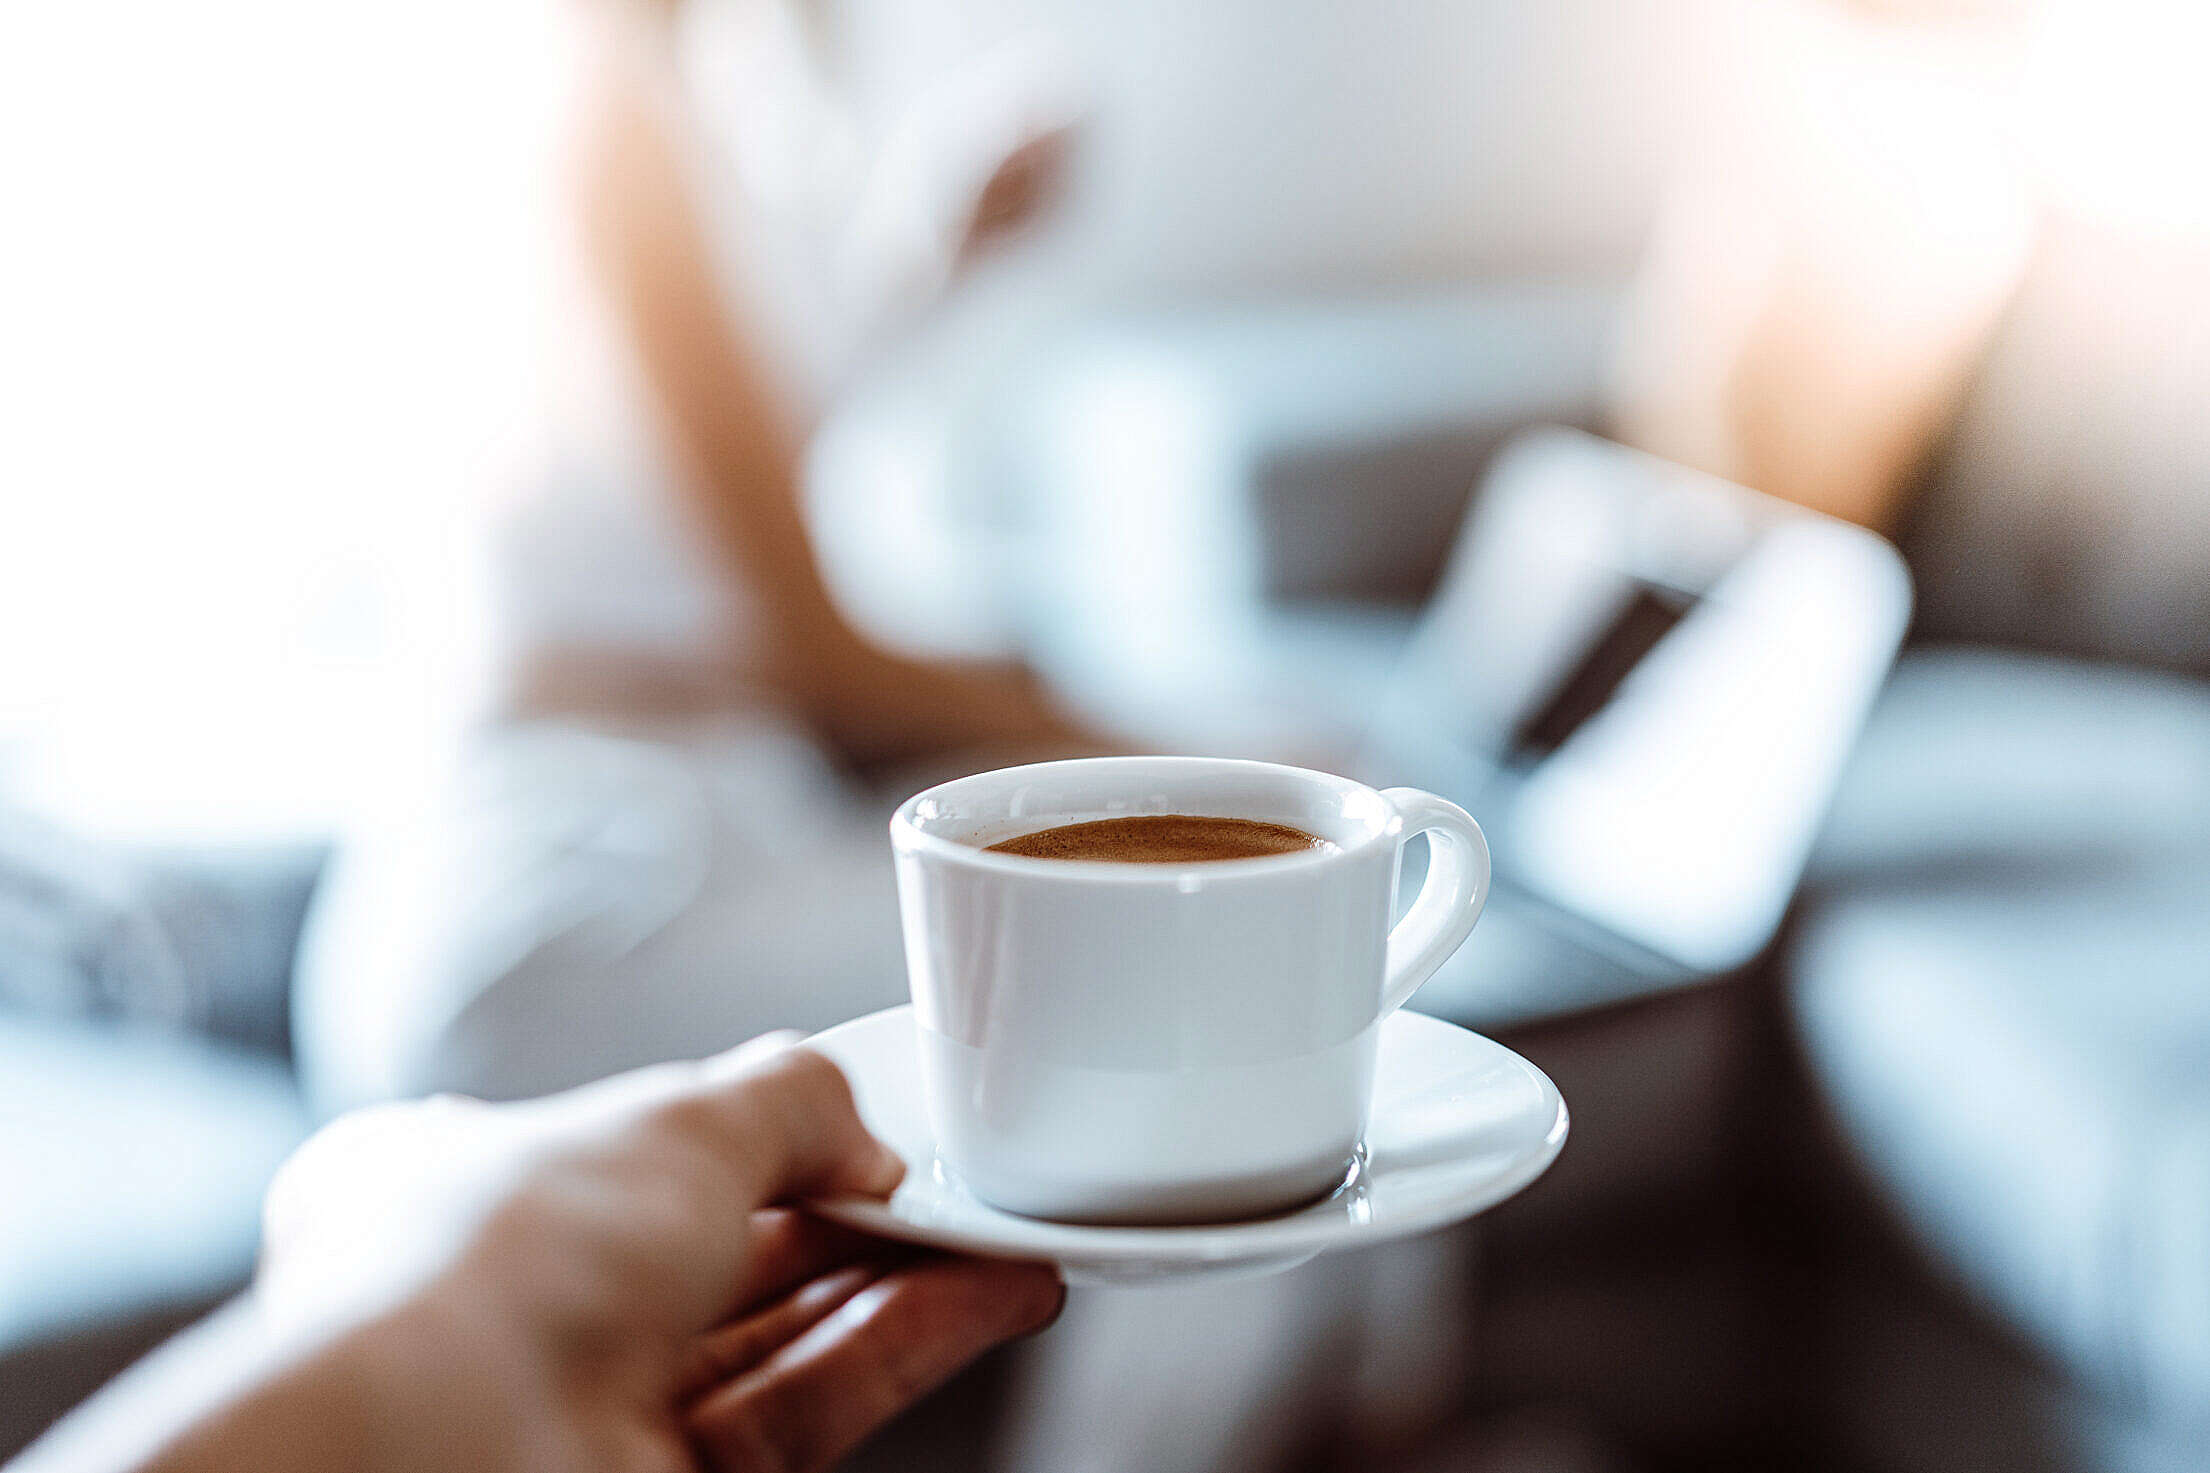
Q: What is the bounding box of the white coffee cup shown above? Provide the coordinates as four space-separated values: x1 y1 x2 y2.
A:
890 756 1490 1224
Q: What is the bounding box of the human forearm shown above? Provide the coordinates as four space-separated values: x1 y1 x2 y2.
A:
22 1286 640 1473
12 1040 1060 1473
562 8 1103 765
571 13 853 657
12 1297 415 1473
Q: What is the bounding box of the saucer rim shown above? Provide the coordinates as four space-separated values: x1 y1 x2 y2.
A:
805 1004 1568 1265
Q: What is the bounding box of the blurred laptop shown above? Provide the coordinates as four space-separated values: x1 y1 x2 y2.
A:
1365 427 1911 1023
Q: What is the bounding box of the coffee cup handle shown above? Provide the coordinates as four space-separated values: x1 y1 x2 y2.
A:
1378 788 1492 1015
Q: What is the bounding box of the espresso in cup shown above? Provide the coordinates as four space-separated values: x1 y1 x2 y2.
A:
893 757 1492 1224
985 814 1331 863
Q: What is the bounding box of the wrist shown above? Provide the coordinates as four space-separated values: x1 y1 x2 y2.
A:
291 1277 564 1473
11 1298 383 1473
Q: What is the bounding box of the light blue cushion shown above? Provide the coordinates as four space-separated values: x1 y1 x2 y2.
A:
1792 649 2210 1440
0 1015 307 1350
1806 647 2210 885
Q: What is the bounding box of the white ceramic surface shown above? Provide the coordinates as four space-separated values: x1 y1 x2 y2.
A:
890 756 1490 1222
809 1004 1568 1286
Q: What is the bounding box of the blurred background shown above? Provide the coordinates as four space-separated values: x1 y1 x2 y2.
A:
5 0 2210 1469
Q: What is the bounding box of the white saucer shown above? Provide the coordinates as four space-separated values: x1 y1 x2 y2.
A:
807 1005 1568 1286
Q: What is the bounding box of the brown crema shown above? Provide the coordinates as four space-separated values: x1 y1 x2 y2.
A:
984 814 1329 864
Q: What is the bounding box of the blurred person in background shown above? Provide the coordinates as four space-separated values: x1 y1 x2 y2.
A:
292 0 1104 1114
1609 0 2037 533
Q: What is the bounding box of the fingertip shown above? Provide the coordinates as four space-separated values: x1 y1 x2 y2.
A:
945 1256 1064 1336
762 1046 903 1201
1006 1260 1067 1335
854 1138 906 1200
1036 1271 1069 1334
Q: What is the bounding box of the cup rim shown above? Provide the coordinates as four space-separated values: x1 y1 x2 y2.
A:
889 755 1403 882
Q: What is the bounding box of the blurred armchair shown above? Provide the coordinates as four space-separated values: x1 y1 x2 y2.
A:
1777 214 2210 1473
0 834 318 1456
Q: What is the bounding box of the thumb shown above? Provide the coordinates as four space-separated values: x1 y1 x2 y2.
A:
652 1036 906 1211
